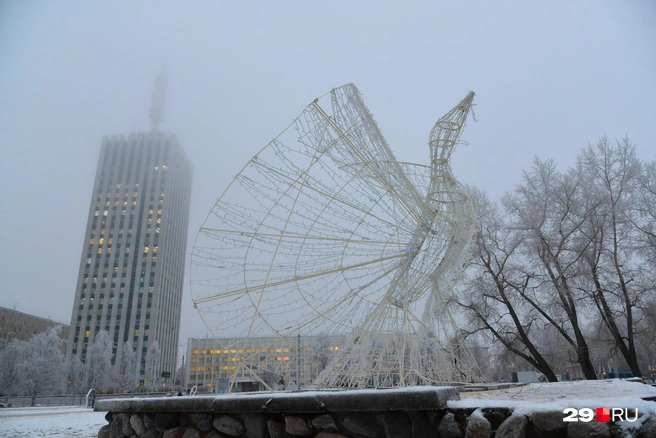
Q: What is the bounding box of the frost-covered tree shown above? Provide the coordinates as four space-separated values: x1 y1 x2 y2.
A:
87 330 115 393
145 340 161 391
453 188 559 381
21 327 67 398
0 339 26 396
458 138 653 379
573 138 646 377
502 158 598 379
66 354 87 395
116 342 136 394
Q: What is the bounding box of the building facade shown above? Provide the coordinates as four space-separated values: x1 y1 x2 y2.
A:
0 306 69 350
66 132 192 385
186 335 345 392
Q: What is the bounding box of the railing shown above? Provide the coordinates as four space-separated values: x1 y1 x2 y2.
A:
1 392 177 408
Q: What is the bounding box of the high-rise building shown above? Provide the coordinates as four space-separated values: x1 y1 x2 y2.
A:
66 131 192 386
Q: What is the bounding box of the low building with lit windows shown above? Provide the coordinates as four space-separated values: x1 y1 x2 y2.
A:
186 334 345 392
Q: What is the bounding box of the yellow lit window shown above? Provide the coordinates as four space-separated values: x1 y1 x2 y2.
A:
192 349 198 355
98 238 104 245
144 247 149 253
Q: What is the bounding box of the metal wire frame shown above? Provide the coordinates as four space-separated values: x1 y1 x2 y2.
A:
191 84 482 391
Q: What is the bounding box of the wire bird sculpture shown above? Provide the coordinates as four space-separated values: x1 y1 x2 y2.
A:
191 84 482 391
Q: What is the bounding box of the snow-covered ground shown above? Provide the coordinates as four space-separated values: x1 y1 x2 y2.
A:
0 406 107 438
0 380 653 437
454 379 656 416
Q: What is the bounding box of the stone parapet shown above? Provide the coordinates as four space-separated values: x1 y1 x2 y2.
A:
94 387 656 438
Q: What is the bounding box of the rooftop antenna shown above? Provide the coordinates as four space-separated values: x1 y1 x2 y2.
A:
150 65 168 132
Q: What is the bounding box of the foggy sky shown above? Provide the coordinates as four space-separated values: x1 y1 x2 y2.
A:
1 1 654 362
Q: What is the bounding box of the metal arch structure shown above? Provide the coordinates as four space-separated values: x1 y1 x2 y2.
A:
191 84 481 391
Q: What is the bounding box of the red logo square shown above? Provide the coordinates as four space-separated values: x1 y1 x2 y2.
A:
596 408 610 422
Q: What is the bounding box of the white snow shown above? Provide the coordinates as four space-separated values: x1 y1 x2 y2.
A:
0 406 107 438
452 379 656 428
